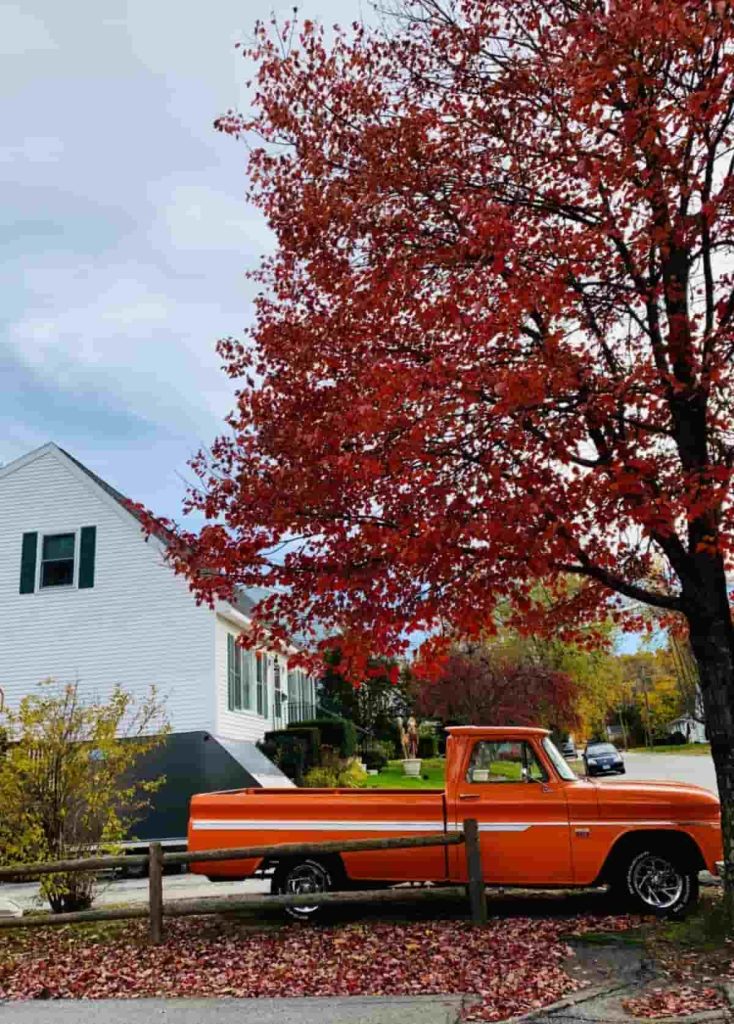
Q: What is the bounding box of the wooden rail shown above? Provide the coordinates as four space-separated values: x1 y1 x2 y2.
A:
0 820 487 942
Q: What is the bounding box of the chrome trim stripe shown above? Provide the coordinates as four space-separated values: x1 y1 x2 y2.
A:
191 820 446 832
192 818 706 833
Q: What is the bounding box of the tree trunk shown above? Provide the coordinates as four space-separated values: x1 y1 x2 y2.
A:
687 603 734 920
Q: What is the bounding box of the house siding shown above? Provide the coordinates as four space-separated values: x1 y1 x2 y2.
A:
0 448 216 734
214 612 286 742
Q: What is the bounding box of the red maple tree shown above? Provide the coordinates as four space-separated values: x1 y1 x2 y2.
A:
414 645 581 734
163 0 734 885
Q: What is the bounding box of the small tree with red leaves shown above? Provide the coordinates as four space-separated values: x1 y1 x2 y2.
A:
414 644 581 735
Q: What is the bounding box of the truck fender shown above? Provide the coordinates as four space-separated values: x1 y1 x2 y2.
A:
595 828 706 886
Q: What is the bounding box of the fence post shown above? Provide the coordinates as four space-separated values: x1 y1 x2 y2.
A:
148 842 164 945
463 819 487 926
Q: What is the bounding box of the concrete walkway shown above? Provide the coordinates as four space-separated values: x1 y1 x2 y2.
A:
0 996 465 1024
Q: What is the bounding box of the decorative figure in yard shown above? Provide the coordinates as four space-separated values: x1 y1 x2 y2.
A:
406 716 419 759
396 716 409 758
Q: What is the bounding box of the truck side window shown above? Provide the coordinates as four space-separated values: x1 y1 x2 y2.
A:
466 740 547 783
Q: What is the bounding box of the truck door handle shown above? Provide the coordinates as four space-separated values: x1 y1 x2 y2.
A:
458 794 480 801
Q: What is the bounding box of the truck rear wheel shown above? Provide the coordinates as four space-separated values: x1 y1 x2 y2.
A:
271 858 333 921
620 847 698 917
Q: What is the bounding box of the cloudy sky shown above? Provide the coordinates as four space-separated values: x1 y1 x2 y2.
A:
1 0 366 520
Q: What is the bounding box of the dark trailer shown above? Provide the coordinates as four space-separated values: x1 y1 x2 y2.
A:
124 731 280 854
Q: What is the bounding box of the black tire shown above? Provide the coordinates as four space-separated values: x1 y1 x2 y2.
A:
616 847 699 917
271 858 334 921
618 767 626 775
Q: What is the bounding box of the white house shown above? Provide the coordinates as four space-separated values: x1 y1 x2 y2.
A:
0 443 319 819
667 715 707 744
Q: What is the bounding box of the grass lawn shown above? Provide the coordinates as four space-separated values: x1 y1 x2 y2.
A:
361 757 446 789
627 744 711 755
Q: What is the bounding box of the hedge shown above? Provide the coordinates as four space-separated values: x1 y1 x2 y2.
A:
290 717 357 758
362 747 389 771
259 731 308 784
281 725 321 769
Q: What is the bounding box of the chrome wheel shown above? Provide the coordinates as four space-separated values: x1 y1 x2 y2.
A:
628 852 686 910
277 859 331 920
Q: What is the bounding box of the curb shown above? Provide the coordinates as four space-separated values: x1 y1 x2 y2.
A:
494 980 633 1022
495 981 734 1024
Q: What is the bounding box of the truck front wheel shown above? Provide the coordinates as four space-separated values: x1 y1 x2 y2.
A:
621 848 698 917
271 858 333 921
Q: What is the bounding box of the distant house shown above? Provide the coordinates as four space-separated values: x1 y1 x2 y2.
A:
0 443 320 841
667 715 707 744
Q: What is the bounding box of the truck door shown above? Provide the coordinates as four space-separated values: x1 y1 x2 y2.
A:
452 738 573 885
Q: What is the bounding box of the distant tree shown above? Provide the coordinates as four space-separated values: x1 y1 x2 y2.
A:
319 652 413 739
0 681 168 913
415 643 580 734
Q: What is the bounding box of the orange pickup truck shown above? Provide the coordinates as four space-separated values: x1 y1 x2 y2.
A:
188 726 722 917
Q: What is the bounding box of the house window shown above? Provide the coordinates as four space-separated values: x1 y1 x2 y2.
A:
256 653 268 718
40 533 75 588
227 635 253 713
273 658 284 719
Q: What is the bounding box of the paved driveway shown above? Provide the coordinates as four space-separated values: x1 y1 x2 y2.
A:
591 751 717 793
0 874 268 913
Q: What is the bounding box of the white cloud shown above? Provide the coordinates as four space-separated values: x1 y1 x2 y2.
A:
0 136 63 164
0 5 57 55
7 264 239 432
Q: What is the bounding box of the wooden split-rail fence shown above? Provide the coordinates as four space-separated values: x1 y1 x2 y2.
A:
0 819 487 943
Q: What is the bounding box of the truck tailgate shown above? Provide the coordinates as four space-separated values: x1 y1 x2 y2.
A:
189 787 449 882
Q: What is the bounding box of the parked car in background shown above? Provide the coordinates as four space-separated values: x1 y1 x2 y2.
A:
584 741 625 776
560 738 577 759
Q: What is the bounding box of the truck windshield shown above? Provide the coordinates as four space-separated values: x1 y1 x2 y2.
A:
542 737 577 781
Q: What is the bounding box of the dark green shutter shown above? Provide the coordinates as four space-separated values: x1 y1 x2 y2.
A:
78 526 96 589
227 635 235 711
19 532 38 594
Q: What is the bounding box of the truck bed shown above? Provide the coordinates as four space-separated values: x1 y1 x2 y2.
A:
188 786 449 883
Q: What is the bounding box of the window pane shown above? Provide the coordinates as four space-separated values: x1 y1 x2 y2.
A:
466 740 546 783
41 559 74 588
43 534 75 560
242 650 252 709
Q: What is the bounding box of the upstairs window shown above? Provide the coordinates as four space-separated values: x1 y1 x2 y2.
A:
40 533 75 588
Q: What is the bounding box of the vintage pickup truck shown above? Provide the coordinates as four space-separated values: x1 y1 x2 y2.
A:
188 726 722 918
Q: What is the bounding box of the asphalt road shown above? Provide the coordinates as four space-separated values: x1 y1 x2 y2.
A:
590 750 717 793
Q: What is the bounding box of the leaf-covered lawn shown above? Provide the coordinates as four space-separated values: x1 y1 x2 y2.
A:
0 914 638 1021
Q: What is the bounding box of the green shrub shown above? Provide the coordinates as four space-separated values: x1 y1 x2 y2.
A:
418 733 439 759
363 747 388 771
302 766 340 787
259 732 307 784
293 717 356 757
283 726 321 768
303 760 366 788
0 681 168 913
